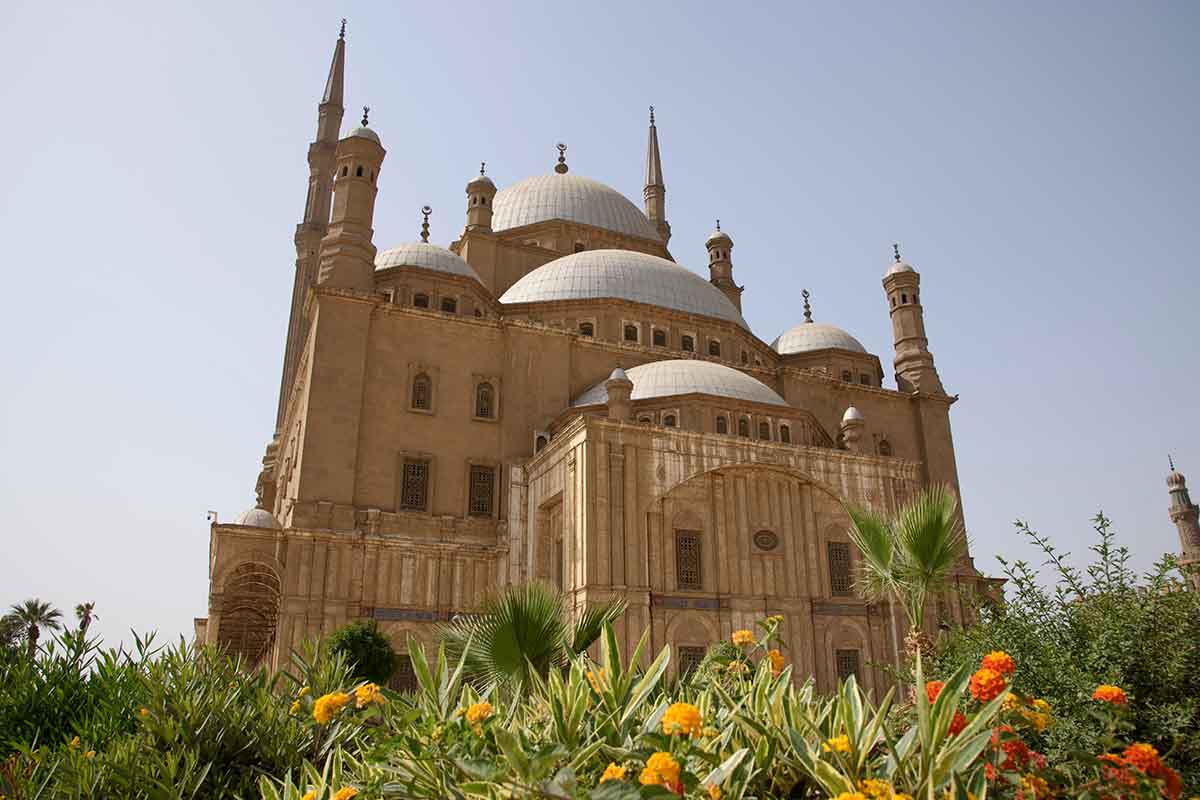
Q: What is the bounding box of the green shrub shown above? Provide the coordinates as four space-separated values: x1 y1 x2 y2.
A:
326 619 396 685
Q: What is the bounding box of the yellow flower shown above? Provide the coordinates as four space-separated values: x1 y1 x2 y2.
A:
138 707 150 718
731 629 755 646
354 682 384 708
726 660 748 674
69 736 80 749
1021 774 1049 798
586 668 606 693
895 795 914 800
465 701 493 724
298 685 311 697
768 649 785 675
661 702 703 737
301 792 316 800
1031 698 1050 714
639 752 681 789
708 784 723 799
766 614 784 625
600 762 627 782
1002 692 1021 711
823 734 851 754
312 691 351 725
84 750 95 759
859 778 896 798
830 793 866 800
333 789 358 800
289 700 301 715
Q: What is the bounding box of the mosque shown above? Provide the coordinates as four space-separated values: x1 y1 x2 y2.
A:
195 23 992 692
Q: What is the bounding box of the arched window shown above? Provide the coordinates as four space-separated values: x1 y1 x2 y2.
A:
841 369 853 382
891 295 897 308
413 293 430 309
740 351 749 365
737 418 750 437
411 373 431 410
708 340 721 357
474 308 483 318
441 297 457 314
579 321 594 337
341 166 348 176
878 439 893 457
780 424 791 443
681 335 695 352
901 293 908 304
758 421 770 440
475 382 494 419
638 416 652 425
624 324 639 342
535 434 548 452
715 416 728 434
653 329 667 347
663 414 676 427
355 165 363 177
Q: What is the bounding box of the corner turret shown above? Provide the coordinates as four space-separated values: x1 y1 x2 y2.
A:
1167 457 1200 590
706 220 743 312
883 244 943 394
317 108 386 290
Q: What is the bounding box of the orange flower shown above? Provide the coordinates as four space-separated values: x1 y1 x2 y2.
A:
731 629 755 647
969 667 1006 702
767 649 785 675
639 752 681 792
947 710 967 736
661 702 703 737
981 651 1015 677
925 680 945 704
600 762 627 782
1092 684 1128 705
333 788 359 800
312 691 351 725
1121 742 1161 774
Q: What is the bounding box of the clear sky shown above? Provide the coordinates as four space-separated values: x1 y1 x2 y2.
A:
1 0 1196 649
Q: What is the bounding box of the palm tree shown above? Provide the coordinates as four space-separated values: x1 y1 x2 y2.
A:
436 582 626 694
75 602 98 636
845 485 967 659
9 599 63 659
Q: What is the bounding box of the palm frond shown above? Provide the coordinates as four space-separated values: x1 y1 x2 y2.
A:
568 596 628 655
894 485 966 583
844 504 897 602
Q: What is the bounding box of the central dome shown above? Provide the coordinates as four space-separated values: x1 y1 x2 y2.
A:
572 360 787 406
499 249 749 328
491 174 660 241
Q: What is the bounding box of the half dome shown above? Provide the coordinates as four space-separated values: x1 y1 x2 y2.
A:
572 360 787 407
772 322 866 354
375 242 483 284
491 174 660 241
499 249 749 328
233 506 281 529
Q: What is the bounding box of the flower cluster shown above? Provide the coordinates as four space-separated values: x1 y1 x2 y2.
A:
1092 684 1128 705
464 701 493 734
661 702 703 737
600 762 626 782
639 751 681 793
354 682 384 708
312 691 351 725
731 629 755 647
1098 742 1182 799
823 734 851 754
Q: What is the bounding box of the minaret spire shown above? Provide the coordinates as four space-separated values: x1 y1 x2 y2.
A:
643 106 670 245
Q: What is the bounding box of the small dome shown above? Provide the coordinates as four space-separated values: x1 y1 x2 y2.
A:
842 405 864 424
233 506 281 529
886 260 915 276
1168 470 1187 489
573 359 787 407
608 366 630 382
468 173 495 191
345 126 381 144
772 322 867 355
706 228 732 248
491 174 660 241
500 249 749 328
375 242 484 284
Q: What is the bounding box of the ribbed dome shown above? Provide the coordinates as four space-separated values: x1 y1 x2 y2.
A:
772 322 866 354
491 174 660 241
345 126 380 144
887 260 915 276
499 249 749 328
572 360 787 407
1168 470 1187 489
233 506 281 529
375 242 483 284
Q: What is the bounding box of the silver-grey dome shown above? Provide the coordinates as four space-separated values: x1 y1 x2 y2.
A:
345 126 381 144
842 405 864 423
573 359 787 407
491 174 660 241
772 322 866 354
886 260 915 276
375 242 483 284
233 506 281 529
499 249 749 328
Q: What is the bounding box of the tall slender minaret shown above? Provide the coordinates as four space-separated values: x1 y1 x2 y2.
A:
883 244 944 394
275 21 347 432
643 106 670 245
1167 457 1200 590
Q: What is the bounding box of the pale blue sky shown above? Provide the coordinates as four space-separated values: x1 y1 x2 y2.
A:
2 1 1196 648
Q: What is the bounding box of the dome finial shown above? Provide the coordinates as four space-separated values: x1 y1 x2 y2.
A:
715 218 720 232
480 161 486 176
649 105 655 126
893 242 902 263
420 205 432 243
361 105 370 127
339 18 346 39
555 142 568 174
802 289 813 323
1170 454 1176 472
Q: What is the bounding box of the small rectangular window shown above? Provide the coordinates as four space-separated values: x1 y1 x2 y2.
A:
413 293 430 309
675 531 702 590
828 542 852 596
678 646 706 679
468 464 495 517
708 340 721 357
389 654 419 692
859 374 871 386
624 323 639 342
835 649 860 681
441 297 457 314
681 335 695 352
400 460 429 511
841 370 853 382
579 322 594 337
653 329 667 347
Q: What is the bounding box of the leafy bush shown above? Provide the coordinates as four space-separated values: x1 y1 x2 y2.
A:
327 619 397 685
935 513 1200 792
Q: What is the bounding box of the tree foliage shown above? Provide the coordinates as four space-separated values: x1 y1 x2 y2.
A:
326 619 397 685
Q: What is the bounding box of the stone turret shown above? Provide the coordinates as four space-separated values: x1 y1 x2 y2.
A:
605 367 634 421
317 108 386 291
883 244 943 394
841 405 865 453
1167 458 1200 590
465 162 496 232
706 221 743 312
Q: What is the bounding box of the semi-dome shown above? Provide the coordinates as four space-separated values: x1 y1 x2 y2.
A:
499 249 749 328
233 506 281 529
491 174 660 241
772 322 866 354
572 359 787 407
375 242 483 284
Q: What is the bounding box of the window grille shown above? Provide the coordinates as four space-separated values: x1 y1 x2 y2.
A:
411 374 431 410
475 383 494 418
780 425 791 443
758 421 770 440
468 465 494 517
579 322 594 337
835 649 860 681
878 439 893 457
828 542 852 596
678 646 706 678
675 531 702 590
681 335 694 352
624 324 639 342
716 417 728 434
737 418 750 437
400 460 429 511
441 297 457 314
653 329 667 347
389 654 418 692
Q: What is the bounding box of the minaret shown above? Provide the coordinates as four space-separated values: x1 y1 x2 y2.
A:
883 244 943 394
706 220 742 312
275 21 347 431
643 106 670 245
316 108 386 290
1167 457 1200 590
465 162 496 232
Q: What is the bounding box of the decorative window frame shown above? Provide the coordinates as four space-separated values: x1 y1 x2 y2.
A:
406 362 438 415
621 319 641 344
471 374 501 423
707 337 723 358
660 407 681 428
577 318 597 338
714 413 729 435
412 291 431 310
464 458 500 520
680 330 697 353
395 449 435 514
439 294 461 315
651 325 669 348
756 418 773 441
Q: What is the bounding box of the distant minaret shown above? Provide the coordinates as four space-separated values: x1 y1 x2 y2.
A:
883 244 944 394
275 21 347 431
643 106 670 245
706 220 742 312
1167 457 1200 590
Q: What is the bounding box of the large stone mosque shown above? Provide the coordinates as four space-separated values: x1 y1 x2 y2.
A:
195 24 993 693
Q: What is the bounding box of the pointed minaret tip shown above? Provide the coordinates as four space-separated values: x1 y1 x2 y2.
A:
644 106 664 188
322 20 347 106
